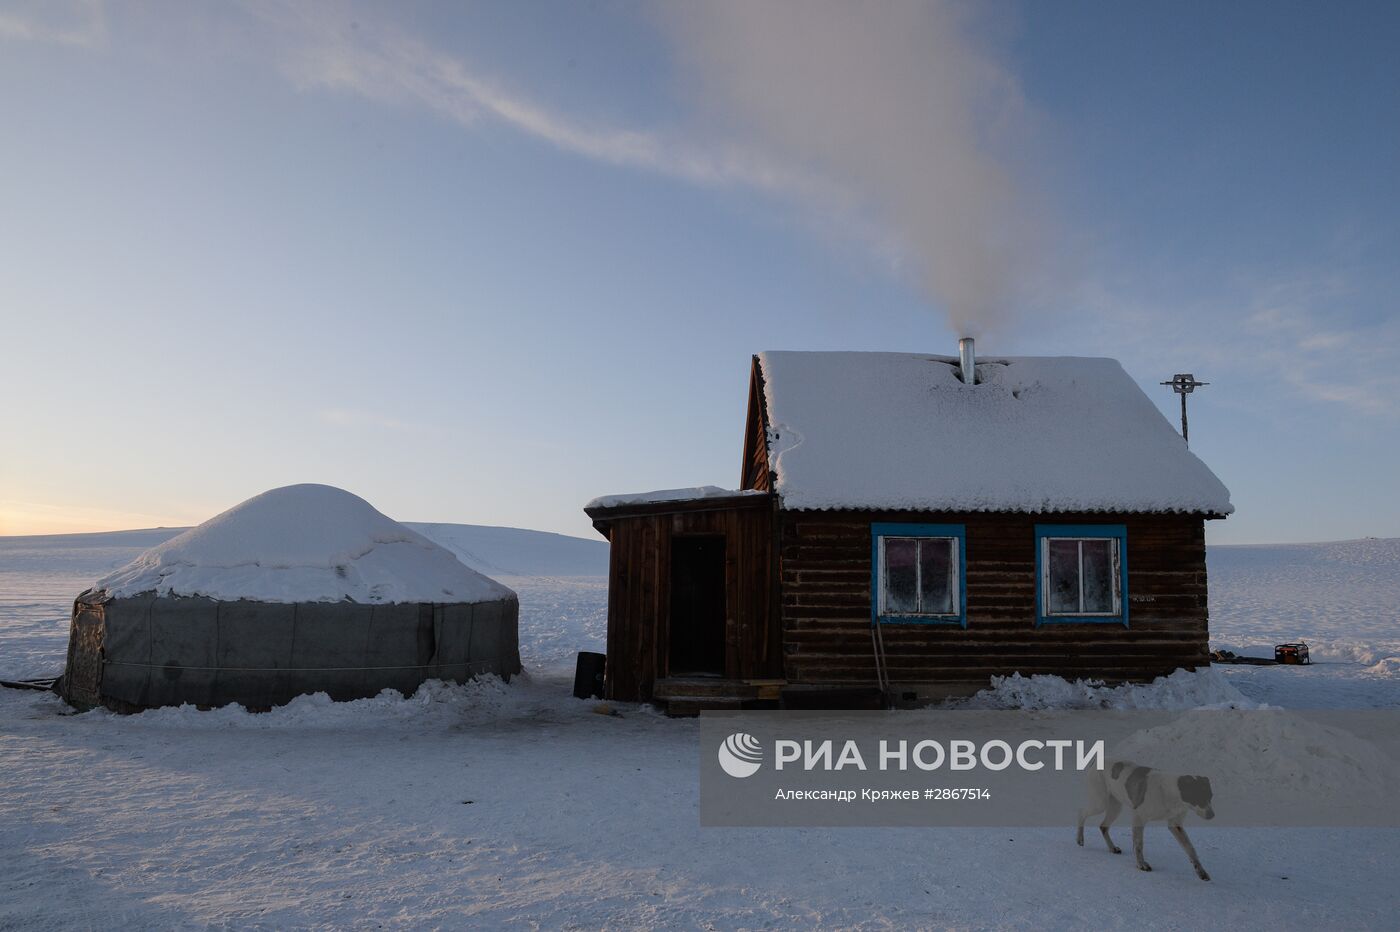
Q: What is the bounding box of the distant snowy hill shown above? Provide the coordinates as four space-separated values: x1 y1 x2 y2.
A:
404 523 608 577
0 523 609 580
0 528 191 578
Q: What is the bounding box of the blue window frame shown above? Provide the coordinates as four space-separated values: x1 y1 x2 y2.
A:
871 523 967 627
1035 524 1129 627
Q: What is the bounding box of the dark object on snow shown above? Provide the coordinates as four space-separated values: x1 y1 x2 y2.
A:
60 590 521 712
1210 645 1313 667
1209 649 1276 665
0 675 61 692
573 651 606 699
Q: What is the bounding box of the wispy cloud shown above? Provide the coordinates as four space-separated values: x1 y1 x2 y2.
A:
1069 269 1400 418
0 0 105 48
1241 285 1400 415
245 0 1039 327
247 1 822 200
9 0 1040 334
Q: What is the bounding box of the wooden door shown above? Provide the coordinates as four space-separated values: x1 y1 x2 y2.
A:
668 535 727 676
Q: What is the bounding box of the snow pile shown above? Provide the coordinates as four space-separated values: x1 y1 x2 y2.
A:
757 351 1233 514
1364 656 1400 676
951 667 1267 710
1111 712 1398 811
75 668 662 728
951 668 1398 817
94 484 515 605
87 676 520 729
1211 636 1400 668
586 486 766 510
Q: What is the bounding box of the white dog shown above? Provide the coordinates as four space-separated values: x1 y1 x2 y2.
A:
1077 760 1215 881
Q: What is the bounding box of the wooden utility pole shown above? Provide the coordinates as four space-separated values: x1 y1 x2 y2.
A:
1160 373 1208 444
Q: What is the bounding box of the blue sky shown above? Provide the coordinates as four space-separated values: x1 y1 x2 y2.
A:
1 0 1396 543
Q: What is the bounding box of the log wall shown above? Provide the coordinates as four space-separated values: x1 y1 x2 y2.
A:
780 510 1210 687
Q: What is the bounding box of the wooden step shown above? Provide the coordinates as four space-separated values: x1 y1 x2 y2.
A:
779 686 888 711
664 696 744 717
663 696 782 717
654 677 783 700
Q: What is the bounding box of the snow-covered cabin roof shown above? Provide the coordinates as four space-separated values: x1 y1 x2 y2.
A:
756 351 1233 515
585 486 767 511
94 484 518 604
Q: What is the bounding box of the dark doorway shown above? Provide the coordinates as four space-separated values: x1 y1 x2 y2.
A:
669 535 727 676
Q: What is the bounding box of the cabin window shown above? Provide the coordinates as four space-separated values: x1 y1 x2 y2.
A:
871 523 966 626
1035 525 1128 626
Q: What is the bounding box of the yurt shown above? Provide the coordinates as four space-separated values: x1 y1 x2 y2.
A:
60 484 521 711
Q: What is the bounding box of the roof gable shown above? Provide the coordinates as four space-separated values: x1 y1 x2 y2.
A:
755 351 1233 515
740 355 773 492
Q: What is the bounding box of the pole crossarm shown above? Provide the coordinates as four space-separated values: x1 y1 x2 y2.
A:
1161 373 1208 393
1160 373 1208 444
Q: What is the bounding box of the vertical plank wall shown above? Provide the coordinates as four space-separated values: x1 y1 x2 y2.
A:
603 503 778 701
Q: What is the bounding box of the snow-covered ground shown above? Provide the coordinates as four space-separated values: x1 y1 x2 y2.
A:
1208 538 1400 710
1 532 1397 928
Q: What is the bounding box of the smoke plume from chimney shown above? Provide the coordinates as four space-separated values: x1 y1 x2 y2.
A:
661 1 1043 336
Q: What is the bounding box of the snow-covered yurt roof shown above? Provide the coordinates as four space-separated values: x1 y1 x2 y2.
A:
756 351 1233 516
94 484 517 604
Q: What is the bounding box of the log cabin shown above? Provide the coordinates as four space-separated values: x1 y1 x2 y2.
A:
584 344 1232 714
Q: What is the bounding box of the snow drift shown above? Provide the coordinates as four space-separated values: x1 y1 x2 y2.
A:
950 668 1267 711
1110 711 1399 816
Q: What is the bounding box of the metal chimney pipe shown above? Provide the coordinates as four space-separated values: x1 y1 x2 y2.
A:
958 337 976 385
